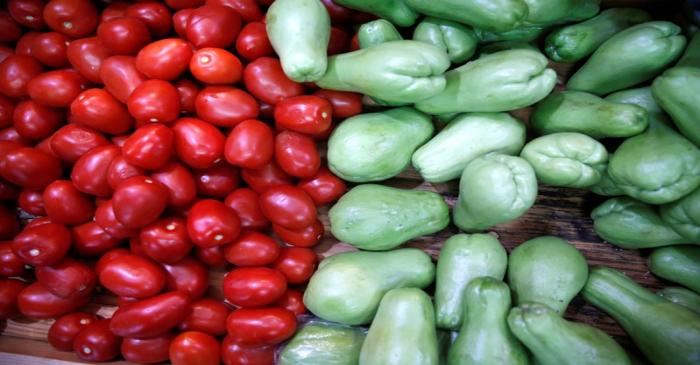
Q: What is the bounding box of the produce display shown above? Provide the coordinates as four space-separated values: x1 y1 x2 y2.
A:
0 0 698 365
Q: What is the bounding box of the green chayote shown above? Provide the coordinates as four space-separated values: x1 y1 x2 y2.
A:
649 245 700 293
590 159 624 196
523 0 600 26
333 0 417 26
657 287 700 315
660 186 700 242
677 32 700 67
413 17 477 64
278 321 366 365
404 0 528 32
652 66 700 146
478 41 537 57
605 86 664 115
358 19 403 48
474 25 546 43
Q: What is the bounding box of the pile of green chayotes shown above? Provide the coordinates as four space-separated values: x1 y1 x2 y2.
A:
265 0 700 364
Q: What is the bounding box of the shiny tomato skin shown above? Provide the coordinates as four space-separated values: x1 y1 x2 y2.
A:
0 55 43 98
223 267 287 308
235 21 273 61
241 160 293 193
274 95 333 135
328 26 350 55
107 155 145 190
172 117 225 169
121 332 175 364
167 0 206 10
186 5 241 49
100 55 147 103
135 38 193 81
259 185 316 230
129 81 181 126
0 240 25 277
193 163 240 198
71 145 121 197
0 278 26 319
0 95 14 128
172 9 192 38
35 258 96 299
30 31 70 68
195 86 259 128
73 319 122 362
98 253 166 298
0 147 62 190
140 218 193 264
50 125 108 164
15 31 39 57
195 245 227 268
274 131 321 178
28 70 86 108
272 247 318 284
224 119 273 169
43 0 98 38
223 231 280 266
66 37 113 84
130 235 149 258
187 199 241 247
162 256 209 300
224 188 269 231
70 88 134 135
226 307 297 345
243 58 304 105
100 2 130 23
112 176 169 229
94 248 130 276
175 79 199 114
110 291 190 338
48 312 98 351
170 331 221 365
272 219 324 248
0 128 30 145
207 0 262 23
122 124 175 170
179 298 230 336
274 289 307 315
0 46 13 64
313 89 362 118
8 0 47 29
297 166 346 205
71 222 123 257
13 100 64 140
17 281 90 319
97 17 152 55
43 180 95 225
18 188 45 216
126 2 173 37
221 336 275 365
0 10 23 43
151 162 197 207
190 48 242 85
94 199 137 239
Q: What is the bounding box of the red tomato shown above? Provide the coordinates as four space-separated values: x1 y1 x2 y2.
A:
274 95 333 135
94 199 137 239
130 235 149 258
35 258 96 298
172 8 192 38
70 88 134 135
162 256 209 300
99 253 166 298
208 0 262 23
50 125 108 164
140 218 193 264
190 48 242 85
17 281 90 319
126 2 173 37
175 78 199 114
320 0 355 23
235 21 273 61
167 0 206 10
110 291 190 338
48 312 97 351
71 222 123 257
27 70 86 108
113 176 169 229
100 55 147 103
187 199 241 247
0 55 43 98
35 136 57 157
224 119 273 169
226 307 297 345
0 46 13 64
172 117 225 169
122 124 175 169
274 289 307 316
8 0 46 29
195 245 227 268
121 332 175 364
273 219 324 248
241 160 293 193
275 131 321 178
193 163 240 198
66 37 113 84
272 247 318 284
0 95 14 128
223 267 287 308
73 319 122 362
0 10 22 43
43 0 98 38
186 5 241 49
97 17 152 55
222 336 275 365
224 188 269 231
0 179 21 201
0 278 26 319
0 127 31 145
13 100 64 140
243 58 305 105
0 147 61 190
100 2 129 23
259 185 316 230
94 248 130 276
107 155 145 190
297 167 346 205
151 162 197 207
179 298 230 336
71 145 121 196
170 331 221 365
195 86 259 127
135 38 193 81
328 26 350 55
129 81 181 126
43 180 95 225
0 240 25 277
18 189 45 216
313 89 362 118
223 231 280 266
15 31 39 57
30 32 70 68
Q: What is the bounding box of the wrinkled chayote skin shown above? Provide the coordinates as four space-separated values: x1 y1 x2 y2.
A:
657 287 700 315
329 184 449 250
660 186 700 242
590 162 623 197
333 0 417 27
649 246 700 293
521 133 608 188
474 25 546 43
278 321 366 365
415 49 556 114
652 66 700 146
358 19 403 49
412 113 526 183
677 32 700 68
545 8 651 63
530 91 649 139
327 108 433 182
435 234 508 330
582 267 700 365
316 40 450 104
359 288 439 365
448 278 529 365
591 197 692 249
413 17 477 64
508 302 630 365
266 0 330 82
304 248 435 325
523 0 600 26
478 41 537 57
453 154 537 232
508 236 588 314
567 21 687 95
605 86 664 115
404 0 527 32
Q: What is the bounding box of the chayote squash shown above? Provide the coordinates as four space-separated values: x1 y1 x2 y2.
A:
677 32 700 68
332 0 417 27
652 66 700 147
657 287 700 315
474 25 546 43
522 0 600 26
590 161 624 196
278 320 366 365
404 0 528 32
605 86 664 115
413 17 477 64
358 19 403 49
649 245 700 293
660 186 700 242
478 41 537 57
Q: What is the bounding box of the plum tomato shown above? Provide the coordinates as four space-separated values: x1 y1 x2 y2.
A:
98 252 166 298
43 0 99 38
175 78 200 114
100 55 147 103
162 256 209 300
135 38 193 81
94 199 137 239
194 245 227 268
70 88 134 135
122 123 175 169
18 188 45 216
12 221 70 266
28 70 87 108
121 332 175 365
243 57 304 105
190 47 242 85
0 240 26 277
259 185 316 230
274 289 307 316
128 80 181 125
221 336 275 365
222 267 287 308
0 55 43 98
235 21 273 61
48 312 98 351
274 131 321 178
272 219 324 248
207 0 263 23
328 26 350 55
240 160 292 193
172 117 225 169
140 217 193 264
8 0 47 30
0 278 26 319
169 331 221 365
186 199 240 247
73 319 122 362
71 222 123 257
223 231 280 266
97 16 152 55
297 166 347 205
226 307 297 346
112 176 169 229
312 89 363 118
224 188 269 231
178 298 230 336
224 119 273 169
186 5 241 49
126 2 173 37
107 155 146 190
35 258 97 299
109 291 190 338
193 163 240 198
43 180 95 225
0 95 14 128
150 162 198 207
71 145 121 197
13 99 64 140
17 281 90 319
274 95 333 135
30 32 70 68
167 0 206 11
66 37 113 84
195 86 259 127
272 247 318 284
172 8 192 38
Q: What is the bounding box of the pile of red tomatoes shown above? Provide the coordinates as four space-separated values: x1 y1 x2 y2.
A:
0 0 368 364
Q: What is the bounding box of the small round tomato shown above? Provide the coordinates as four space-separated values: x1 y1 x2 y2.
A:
208 0 262 23
44 0 98 38
186 5 241 49
128 81 181 126
0 278 26 319
30 32 70 68
170 331 220 365
274 289 306 315
126 2 172 37
71 145 121 197
100 55 147 103
70 88 134 135
224 188 269 231
0 240 25 277
28 70 86 108
313 89 362 118
190 48 242 85
175 78 199 114
0 147 62 190
187 199 241 247
35 258 97 298
162 256 209 299
71 222 123 257
151 162 197 207
243 57 305 105
274 95 333 135
122 123 175 169
195 86 259 127
193 163 240 198
99 253 166 298
274 131 321 178
17 281 90 319
13 100 64 140
221 336 275 365
223 231 280 266
195 245 227 268
43 180 95 225
297 167 346 205
241 160 293 193
140 218 193 264
223 267 287 308
135 38 193 81
0 10 23 44
272 247 318 284
0 55 43 98
67 37 113 84
98 17 152 55
328 26 350 55
8 0 46 29
48 312 97 351
320 0 354 23
259 185 316 230
235 21 273 61
18 189 45 216
107 155 145 190
172 8 192 38
167 0 206 10
50 124 109 163
73 319 121 362
121 332 175 365
224 119 273 169
172 118 225 169
94 200 137 239
272 219 324 248
110 291 190 338
0 95 14 128
179 298 230 336
226 307 297 345
113 176 169 229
